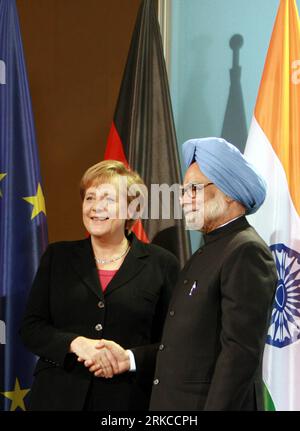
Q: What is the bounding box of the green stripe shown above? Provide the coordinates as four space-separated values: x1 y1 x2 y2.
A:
263 383 276 411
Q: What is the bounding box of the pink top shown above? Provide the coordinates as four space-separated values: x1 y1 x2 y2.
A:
98 269 117 292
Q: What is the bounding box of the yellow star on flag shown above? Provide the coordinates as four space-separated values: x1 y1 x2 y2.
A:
0 173 7 198
1 378 30 411
23 182 46 219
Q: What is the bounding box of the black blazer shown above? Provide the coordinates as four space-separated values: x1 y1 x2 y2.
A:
150 217 277 411
20 234 179 411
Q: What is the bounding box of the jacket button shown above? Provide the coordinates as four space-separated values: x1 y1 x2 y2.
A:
97 301 105 309
95 323 103 331
159 344 164 351
169 310 175 316
198 248 204 254
183 279 188 284
153 378 160 385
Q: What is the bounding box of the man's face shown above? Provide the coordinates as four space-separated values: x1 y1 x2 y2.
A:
181 163 227 232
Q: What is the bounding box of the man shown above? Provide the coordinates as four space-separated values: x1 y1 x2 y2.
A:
149 137 277 411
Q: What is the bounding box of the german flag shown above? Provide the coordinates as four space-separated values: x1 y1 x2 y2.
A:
105 0 190 266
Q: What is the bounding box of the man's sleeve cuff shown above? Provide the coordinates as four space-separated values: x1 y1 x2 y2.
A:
127 349 136 372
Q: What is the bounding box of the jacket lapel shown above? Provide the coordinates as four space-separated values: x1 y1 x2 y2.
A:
71 238 103 299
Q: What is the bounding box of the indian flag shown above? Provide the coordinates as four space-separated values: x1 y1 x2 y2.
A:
245 0 300 411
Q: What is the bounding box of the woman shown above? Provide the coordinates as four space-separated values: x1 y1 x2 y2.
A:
20 160 180 411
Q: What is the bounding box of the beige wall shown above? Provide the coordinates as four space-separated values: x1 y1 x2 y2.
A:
16 0 141 242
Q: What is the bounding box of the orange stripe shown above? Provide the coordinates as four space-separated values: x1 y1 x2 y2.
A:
255 0 300 215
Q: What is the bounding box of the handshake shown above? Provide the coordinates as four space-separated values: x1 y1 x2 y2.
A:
70 337 130 378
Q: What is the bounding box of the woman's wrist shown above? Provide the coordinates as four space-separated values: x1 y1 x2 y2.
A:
70 336 84 353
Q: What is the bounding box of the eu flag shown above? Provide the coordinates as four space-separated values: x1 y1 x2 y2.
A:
0 0 48 411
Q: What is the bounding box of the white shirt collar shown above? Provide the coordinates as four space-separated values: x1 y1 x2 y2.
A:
216 215 243 230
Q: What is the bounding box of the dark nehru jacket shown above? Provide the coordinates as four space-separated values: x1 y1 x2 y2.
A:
150 216 277 411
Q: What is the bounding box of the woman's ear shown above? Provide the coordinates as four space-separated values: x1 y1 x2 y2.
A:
124 220 131 235
127 201 140 222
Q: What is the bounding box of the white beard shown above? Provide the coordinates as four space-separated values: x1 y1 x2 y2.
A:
184 192 228 231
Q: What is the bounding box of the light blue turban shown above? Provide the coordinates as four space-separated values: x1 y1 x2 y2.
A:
182 137 266 215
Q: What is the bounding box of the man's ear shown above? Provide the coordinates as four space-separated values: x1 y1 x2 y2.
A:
224 195 234 204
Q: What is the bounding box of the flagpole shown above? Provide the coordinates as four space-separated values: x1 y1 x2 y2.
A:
158 0 171 76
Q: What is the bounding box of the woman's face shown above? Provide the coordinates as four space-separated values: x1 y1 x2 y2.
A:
82 177 127 240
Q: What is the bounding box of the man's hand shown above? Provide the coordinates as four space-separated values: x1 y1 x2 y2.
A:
70 336 119 378
84 339 131 378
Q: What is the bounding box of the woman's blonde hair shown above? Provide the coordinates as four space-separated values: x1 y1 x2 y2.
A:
80 160 146 232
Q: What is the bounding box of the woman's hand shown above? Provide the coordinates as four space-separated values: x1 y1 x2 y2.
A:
92 339 130 377
69 336 119 377
82 339 130 378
